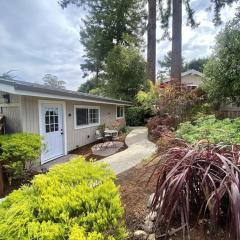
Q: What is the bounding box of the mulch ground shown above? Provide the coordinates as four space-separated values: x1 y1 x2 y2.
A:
116 132 227 240
116 160 158 237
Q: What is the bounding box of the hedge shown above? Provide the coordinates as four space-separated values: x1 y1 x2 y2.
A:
126 106 145 126
0 133 42 180
0 157 126 240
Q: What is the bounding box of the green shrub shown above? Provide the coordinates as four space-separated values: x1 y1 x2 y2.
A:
176 115 240 144
126 106 145 126
0 157 126 240
0 133 42 180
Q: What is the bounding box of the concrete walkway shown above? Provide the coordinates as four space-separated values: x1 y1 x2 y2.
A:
99 127 156 175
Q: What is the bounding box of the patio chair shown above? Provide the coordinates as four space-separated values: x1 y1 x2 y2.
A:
95 130 105 149
95 129 104 141
112 131 119 141
104 127 112 140
112 131 119 148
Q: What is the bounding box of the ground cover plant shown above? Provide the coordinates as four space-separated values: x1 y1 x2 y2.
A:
151 143 240 239
177 115 240 144
0 157 126 240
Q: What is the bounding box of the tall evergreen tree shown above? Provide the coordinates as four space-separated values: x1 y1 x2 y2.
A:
147 0 157 84
158 0 239 85
159 51 184 74
60 0 146 81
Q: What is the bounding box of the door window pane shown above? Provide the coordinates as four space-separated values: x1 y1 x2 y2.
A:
45 107 59 133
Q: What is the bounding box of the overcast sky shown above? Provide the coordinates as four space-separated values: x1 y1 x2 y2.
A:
0 0 237 90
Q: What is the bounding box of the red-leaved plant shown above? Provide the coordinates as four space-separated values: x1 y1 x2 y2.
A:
150 142 240 239
147 114 177 139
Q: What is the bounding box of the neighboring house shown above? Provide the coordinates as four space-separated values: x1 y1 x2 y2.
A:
163 69 203 89
0 78 130 164
163 70 240 116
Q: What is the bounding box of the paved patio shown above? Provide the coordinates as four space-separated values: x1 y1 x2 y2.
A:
37 127 156 174
91 141 124 157
98 127 156 175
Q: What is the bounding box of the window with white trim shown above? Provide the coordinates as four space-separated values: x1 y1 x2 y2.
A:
116 106 124 118
75 106 100 128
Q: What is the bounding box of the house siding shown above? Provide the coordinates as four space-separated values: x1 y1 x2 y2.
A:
19 96 124 152
65 101 119 151
0 93 22 133
181 75 203 87
21 96 39 133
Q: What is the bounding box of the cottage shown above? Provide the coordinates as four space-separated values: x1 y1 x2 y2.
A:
0 78 130 164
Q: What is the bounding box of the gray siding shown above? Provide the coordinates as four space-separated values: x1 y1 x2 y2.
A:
21 96 39 133
0 93 22 133
181 75 203 87
18 96 124 152
65 101 120 151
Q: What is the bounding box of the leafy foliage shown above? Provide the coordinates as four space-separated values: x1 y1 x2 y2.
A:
60 0 146 80
136 80 159 114
125 106 145 126
78 78 99 93
158 51 184 74
183 57 209 72
151 143 240 239
156 85 205 117
0 133 42 181
203 12 240 104
158 0 238 37
0 157 126 240
104 44 145 101
147 114 176 139
42 74 66 89
177 115 240 144
78 76 106 96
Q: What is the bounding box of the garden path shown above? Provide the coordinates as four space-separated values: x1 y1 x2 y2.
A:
99 127 156 175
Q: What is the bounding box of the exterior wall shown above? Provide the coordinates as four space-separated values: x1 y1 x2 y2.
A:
65 101 121 151
19 96 124 152
0 93 22 133
21 96 39 133
181 74 203 87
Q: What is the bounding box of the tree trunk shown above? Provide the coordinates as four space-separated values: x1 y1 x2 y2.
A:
147 0 156 84
171 0 182 85
0 164 4 197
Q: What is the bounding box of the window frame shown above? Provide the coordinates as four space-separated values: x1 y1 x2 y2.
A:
74 105 100 129
116 105 124 119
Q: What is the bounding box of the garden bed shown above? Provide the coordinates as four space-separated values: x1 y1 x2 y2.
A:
117 133 229 240
117 163 209 240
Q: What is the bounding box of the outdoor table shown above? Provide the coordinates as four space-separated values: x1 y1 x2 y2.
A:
103 129 118 148
104 129 118 141
104 129 118 135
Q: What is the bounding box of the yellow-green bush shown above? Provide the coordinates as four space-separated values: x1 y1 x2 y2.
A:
0 133 42 180
0 157 126 240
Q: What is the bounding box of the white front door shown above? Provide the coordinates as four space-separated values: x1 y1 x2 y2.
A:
40 103 65 164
